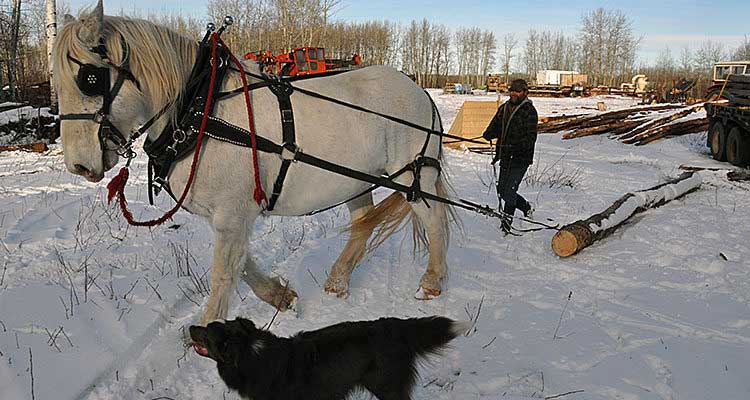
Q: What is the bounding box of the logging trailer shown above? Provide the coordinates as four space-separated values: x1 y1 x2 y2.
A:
706 74 750 166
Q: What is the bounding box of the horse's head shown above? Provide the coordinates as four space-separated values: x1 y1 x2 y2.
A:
53 0 149 182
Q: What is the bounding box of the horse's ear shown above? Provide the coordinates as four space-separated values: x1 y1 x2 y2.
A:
78 0 104 45
62 14 76 26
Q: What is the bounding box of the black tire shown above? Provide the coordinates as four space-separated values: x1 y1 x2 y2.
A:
726 126 750 167
709 121 727 161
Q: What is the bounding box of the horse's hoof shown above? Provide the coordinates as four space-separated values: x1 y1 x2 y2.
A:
324 287 350 299
324 277 350 299
274 288 299 312
414 286 441 300
287 296 299 315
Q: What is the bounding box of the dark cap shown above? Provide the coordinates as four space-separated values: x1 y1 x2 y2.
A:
509 79 528 92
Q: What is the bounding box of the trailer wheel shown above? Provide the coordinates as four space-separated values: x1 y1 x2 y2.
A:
726 127 750 166
709 122 727 161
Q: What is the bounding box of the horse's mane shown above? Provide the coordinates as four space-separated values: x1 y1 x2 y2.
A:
52 10 198 123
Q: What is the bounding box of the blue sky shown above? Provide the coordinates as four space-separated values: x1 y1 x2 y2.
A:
67 0 750 65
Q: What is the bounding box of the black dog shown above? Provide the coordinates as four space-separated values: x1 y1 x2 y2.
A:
190 316 468 400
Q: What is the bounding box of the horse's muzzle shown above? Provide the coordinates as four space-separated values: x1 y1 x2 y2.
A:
73 164 104 182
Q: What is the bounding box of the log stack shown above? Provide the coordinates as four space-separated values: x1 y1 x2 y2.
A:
722 75 750 106
551 172 702 257
547 103 709 146
538 104 682 134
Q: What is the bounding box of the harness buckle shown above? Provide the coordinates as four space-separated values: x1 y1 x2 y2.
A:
281 109 294 123
172 129 187 144
166 143 179 156
93 110 104 123
152 176 167 196
280 142 300 162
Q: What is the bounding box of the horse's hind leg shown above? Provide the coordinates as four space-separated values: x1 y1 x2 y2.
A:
324 193 375 298
401 171 450 299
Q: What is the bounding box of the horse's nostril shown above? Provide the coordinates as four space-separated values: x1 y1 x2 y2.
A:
74 164 90 175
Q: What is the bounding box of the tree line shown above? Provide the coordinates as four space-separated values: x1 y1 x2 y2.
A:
1 0 749 104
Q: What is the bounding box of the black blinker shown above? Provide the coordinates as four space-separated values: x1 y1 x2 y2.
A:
77 64 109 97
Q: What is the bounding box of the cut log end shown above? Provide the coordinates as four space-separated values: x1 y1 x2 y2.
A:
552 229 580 257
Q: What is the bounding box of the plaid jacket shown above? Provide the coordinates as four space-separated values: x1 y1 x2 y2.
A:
481 98 538 165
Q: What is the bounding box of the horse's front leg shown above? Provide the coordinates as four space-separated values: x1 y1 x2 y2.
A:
240 256 298 311
201 214 251 325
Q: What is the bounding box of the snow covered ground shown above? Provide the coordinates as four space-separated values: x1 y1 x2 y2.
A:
1 91 749 400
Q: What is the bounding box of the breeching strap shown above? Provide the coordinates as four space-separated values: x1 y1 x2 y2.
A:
107 33 228 226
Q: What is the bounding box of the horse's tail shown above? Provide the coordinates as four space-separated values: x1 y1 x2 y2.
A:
350 172 461 257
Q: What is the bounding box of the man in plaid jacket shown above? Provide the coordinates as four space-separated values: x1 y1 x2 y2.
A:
482 79 538 234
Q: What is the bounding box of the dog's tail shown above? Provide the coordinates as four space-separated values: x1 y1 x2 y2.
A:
405 316 470 358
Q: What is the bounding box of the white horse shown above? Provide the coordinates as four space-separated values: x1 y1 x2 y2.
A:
53 1 452 325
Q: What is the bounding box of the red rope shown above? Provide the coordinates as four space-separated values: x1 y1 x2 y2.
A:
107 34 221 227
218 37 267 207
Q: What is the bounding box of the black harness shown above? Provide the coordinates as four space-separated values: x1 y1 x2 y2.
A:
143 37 442 212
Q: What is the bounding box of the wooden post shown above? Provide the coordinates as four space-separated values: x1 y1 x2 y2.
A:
552 172 702 257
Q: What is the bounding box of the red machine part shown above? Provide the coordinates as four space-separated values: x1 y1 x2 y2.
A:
243 47 360 77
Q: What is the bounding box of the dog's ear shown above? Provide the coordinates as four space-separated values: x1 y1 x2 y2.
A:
205 322 231 363
237 317 256 332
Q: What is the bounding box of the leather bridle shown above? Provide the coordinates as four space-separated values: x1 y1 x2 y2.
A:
59 36 143 162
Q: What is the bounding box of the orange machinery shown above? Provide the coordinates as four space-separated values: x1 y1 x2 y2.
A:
244 47 361 77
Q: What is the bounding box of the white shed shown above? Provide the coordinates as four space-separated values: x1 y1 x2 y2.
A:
536 70 580 86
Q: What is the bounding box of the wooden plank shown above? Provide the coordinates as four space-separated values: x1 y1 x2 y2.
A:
445 100 501 148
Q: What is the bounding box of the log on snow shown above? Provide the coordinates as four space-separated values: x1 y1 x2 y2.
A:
551 172 702 257
727 170 750 181
0 142 48 153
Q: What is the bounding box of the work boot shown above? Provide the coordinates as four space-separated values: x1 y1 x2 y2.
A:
501 202 516 235
501 217 512 235
520 201 534 218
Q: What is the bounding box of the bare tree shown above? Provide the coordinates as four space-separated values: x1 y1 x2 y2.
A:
500 32 517 83
734 35 750 61
579 8 639 86
694 40 725 73
8 0 22 101
523 29 538 78
678 46 692 73
46 0 57 109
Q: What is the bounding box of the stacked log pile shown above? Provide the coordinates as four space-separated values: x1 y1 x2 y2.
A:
458 102 710 155
540 103 708 146
721 75 750 106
